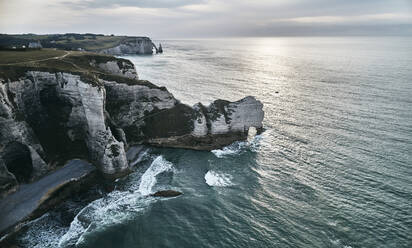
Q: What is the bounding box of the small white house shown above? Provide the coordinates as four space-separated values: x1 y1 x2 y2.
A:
28 41 42 48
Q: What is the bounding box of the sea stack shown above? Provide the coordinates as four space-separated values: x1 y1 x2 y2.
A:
158 43 163 53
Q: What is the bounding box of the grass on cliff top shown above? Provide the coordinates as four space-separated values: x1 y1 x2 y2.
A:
0 49 161 89
0 49 109 72
54 35 124 50
0 49 66 64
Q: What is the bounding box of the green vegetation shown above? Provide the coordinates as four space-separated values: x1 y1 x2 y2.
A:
0 49 66 64
0 33 150 51
0 49 160 89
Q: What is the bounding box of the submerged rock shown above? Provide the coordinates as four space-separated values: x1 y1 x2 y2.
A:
152 190 182 197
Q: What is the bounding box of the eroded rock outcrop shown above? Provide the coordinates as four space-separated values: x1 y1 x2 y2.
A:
105 85 264 150
0 54 263 198
0 71 128 183
99 37 154 55
152 190 182 197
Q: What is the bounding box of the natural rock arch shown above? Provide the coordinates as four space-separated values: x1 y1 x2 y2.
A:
2 142 33 183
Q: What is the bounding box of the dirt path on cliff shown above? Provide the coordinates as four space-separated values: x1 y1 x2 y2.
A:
0 50 71 66
0 160 95 235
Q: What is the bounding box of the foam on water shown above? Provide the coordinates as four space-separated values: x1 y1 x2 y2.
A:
58 156 174 247
205 171 233 187
16 213 68 248
58 190 154 247
139 156 174 195
211 134 262 158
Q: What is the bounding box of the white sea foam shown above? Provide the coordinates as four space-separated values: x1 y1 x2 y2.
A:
211 134 262 158
17 213 68 248
211 143 243 158
58 190 156 247
205 170 233 187
58 156 174 247
139 156 173 195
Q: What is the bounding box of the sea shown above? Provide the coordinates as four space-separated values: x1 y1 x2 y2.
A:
15 37 412 248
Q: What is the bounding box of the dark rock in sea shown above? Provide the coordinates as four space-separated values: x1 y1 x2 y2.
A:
152 190 182 197
158 43 163 53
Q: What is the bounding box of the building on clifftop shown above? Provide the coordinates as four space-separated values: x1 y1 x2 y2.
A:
28 41 42 49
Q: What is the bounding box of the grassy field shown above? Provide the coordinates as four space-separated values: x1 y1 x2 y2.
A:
0 49 67 64
0 48 158 89
0 49 105 76
53 35 125 50
0 49 114 86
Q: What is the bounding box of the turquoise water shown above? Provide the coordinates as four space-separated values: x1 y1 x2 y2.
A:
18 37 412 247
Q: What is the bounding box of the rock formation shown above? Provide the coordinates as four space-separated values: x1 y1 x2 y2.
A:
99 37 154 55
152 190 182 197
0 54 264 198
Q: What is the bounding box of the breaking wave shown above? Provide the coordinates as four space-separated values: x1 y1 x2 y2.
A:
16 213 68 248
58 156 174 247
139 156 174 195
211 134 262 158
205 170 233 187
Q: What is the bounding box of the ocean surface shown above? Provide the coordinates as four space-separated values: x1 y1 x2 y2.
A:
17 37 412 247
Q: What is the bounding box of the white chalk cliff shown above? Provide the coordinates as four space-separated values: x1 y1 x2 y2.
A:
0 55 264 197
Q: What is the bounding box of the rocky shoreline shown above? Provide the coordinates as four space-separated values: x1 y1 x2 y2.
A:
0 46 264 241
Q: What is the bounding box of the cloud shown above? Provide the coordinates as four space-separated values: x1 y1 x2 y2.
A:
0 0 411 37
273 13 412 25
63 0 207 9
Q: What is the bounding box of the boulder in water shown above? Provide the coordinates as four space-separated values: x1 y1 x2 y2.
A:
151 190 182 197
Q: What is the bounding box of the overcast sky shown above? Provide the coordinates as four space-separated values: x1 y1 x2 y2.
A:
1 0 411 38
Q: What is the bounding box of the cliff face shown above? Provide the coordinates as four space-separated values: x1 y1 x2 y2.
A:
98 37 154 55
0 54 264 198
0 71 128 181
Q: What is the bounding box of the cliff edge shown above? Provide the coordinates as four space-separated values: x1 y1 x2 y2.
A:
0 49 264 198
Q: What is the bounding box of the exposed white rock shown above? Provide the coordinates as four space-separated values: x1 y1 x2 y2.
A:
210 115 230 134
0 83 13 119
125 96 264 150
4 71 129 177
225 96 264 132
99 38 153 55
1 81 48 182
104 80 177 127
192 103 208 137
97 61 138 79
